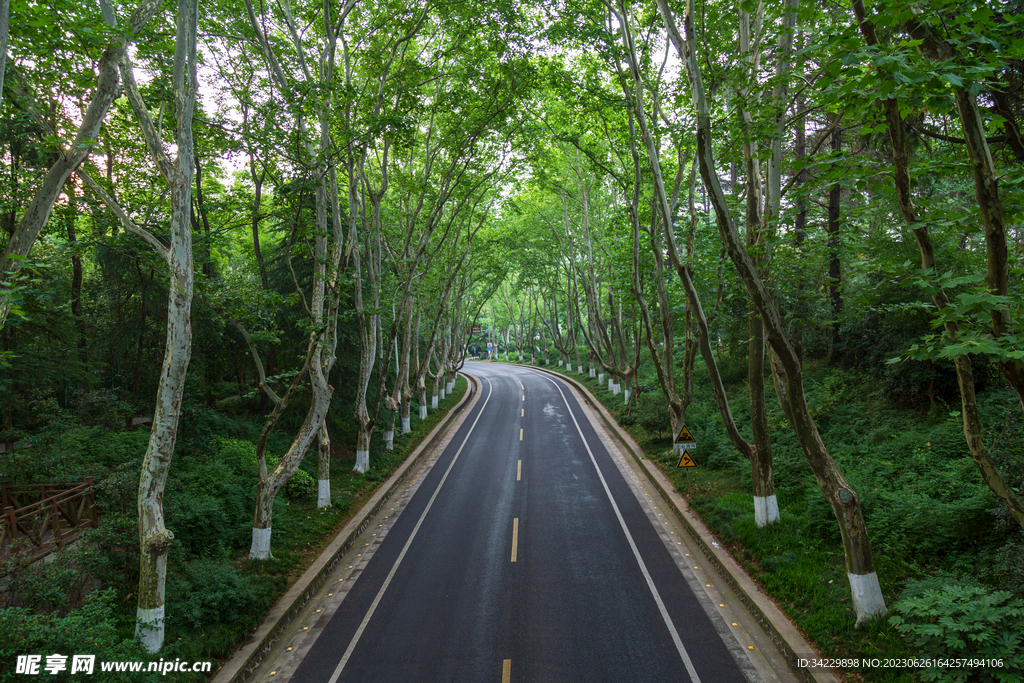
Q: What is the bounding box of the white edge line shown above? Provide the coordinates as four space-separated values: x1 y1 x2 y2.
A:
542 374 703 683
326 378 494 683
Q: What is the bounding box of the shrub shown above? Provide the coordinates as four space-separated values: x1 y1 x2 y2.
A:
167 558 276 635
283 468 316 500
634 396 670 437
213 437 314 499
74 389 132 430
0 544 92 614
889 584 1024 682
0 589 149 683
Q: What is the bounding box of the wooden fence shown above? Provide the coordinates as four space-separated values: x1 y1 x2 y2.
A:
0 479 98 563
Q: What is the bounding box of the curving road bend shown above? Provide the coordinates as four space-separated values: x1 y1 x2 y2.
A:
280 361 760 683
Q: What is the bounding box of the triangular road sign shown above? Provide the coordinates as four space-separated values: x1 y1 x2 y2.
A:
675 424 696 445
676 450 698 468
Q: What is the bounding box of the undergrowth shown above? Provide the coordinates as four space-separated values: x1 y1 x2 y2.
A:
0 377 468 682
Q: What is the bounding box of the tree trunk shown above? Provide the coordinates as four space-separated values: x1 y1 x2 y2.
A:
616 0 759 512
827 124 842 358
317 423 331 508
251 353 333 555
64 184 88 394
737 1 779 527
131 0 199 651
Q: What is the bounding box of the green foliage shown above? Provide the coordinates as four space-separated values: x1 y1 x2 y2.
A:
0 590 150 683
0 545 92 615
166 558 281 654
899 270 1024 368
283 468 316 500
212 436 316 500
889 584 1024 682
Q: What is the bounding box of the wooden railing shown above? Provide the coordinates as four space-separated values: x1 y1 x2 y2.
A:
0 479 98 562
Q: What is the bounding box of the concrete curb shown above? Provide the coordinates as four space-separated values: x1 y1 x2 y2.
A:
522 363 840 683
210 374 480 683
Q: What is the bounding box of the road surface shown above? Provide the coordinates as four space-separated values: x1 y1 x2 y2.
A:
277 362 761 682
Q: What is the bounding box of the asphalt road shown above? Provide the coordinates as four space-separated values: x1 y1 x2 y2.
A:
290 362 752 683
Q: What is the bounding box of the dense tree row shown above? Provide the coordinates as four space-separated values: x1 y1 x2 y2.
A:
1 0 528 651
480 0 1024 626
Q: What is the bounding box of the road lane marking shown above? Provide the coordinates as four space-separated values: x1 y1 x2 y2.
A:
511 518 519 562
522 394 524 401
520 428 523 440
502 659 511 682
521 408 524 416
325 378 495 683
517 460 521 481
542 375 703 683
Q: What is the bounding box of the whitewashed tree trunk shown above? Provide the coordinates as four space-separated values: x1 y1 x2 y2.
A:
354 418 371 473
251 370 332 558
317 423 331 509
125 0 199 653
754 495 780 527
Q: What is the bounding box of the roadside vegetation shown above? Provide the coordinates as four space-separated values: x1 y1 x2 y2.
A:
0 378 466 682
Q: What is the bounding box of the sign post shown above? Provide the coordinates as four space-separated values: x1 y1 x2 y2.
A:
674 425 698 489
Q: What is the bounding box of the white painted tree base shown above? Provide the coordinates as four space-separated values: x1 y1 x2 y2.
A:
419 405 427 420
401 417 411 433
440 388 446 399
624 389 631 403
249 527 272 560
589 369 595 378
135 605 165 653
383 430 394 450
612 384 620 395
598 373 604 383
848 571 887 625
753 495 779 526
353 449 370 473
558 360 564 367
578 365 584 374
317 480 331 508
432 396 439 409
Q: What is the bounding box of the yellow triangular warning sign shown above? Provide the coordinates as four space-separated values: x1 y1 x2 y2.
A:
675 424 696 444
676 450 698 468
